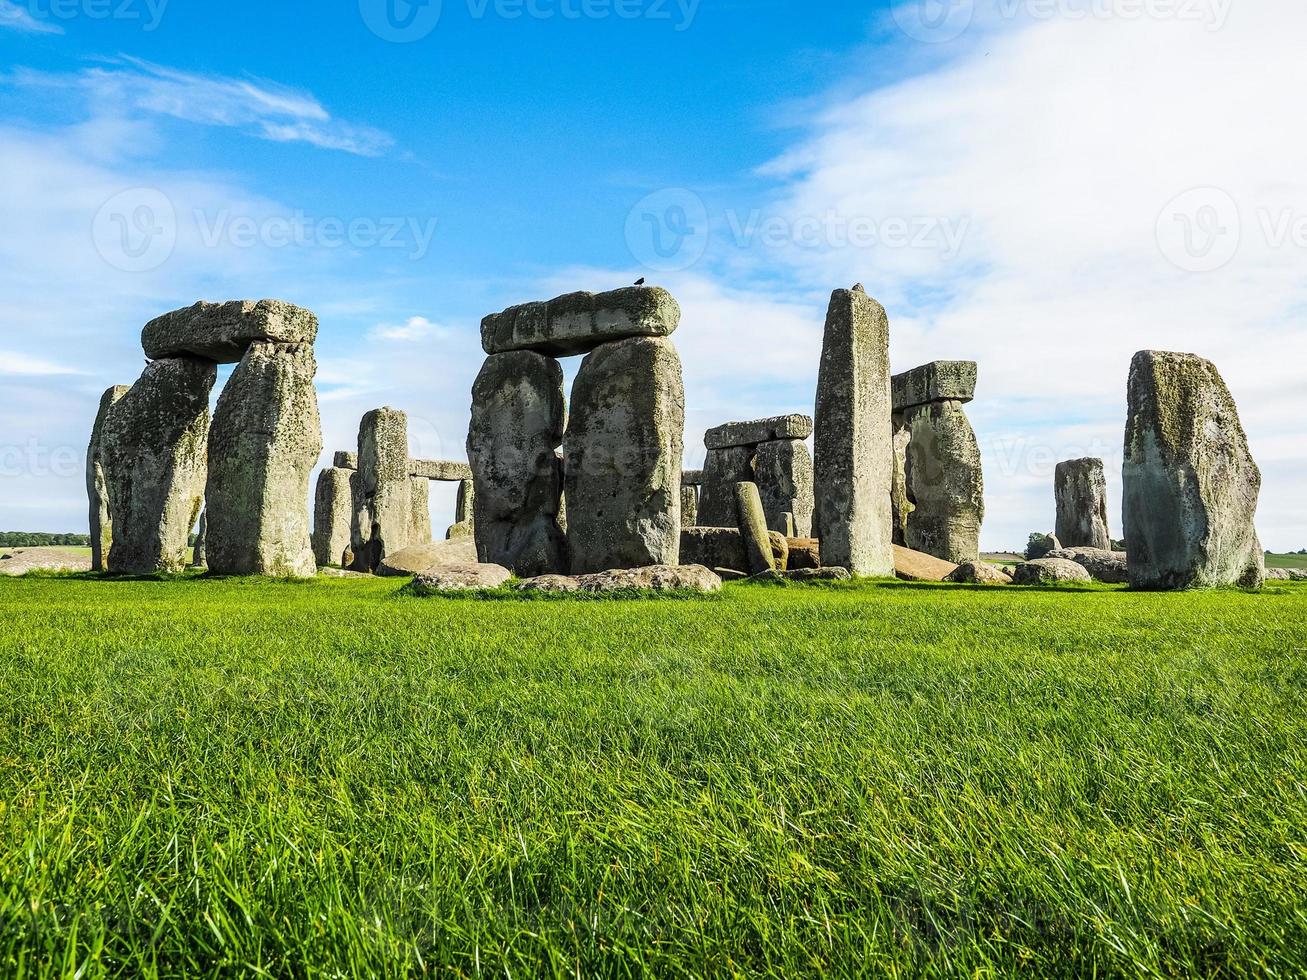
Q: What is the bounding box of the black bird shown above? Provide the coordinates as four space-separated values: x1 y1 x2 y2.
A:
634 277 646 287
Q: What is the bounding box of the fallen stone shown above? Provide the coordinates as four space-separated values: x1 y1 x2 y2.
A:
577 564 721 593
319 566 370 578
467 352 567 577
1266 567 1292 581
334 451 358 470
755 439 814 538
512 574 581 593
893 544 959 583
206 342 321 578
142 299 317 363
735 482 775 574
1026 533 1062 560
714 567 749 581
945 561 1013 585
1012 558 1093 586
482 286 681 357
101 357 216 574
680 527 788 572
1046 547 1129 584
892 360 977 412
1055 457 1112 550
1290 569 1307 582
1123 350 1265 590
698 445 754 528
812 287 894 577
748 567 852 584
786 538 821 570
86 384 131 572
564 336 684 573
409 459 473 482
411 563 512 594
705 414 813 450
351 407 413 573
378 538 480 576
313 467 354 567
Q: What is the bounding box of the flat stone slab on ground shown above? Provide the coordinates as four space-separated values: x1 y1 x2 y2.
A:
893 544 958 582
512 574 582 593
377 538 479 577
411 563 512 594
1046 547 1129 584
482 286 681 357
704 415 813 450
892 360 977 412
577 564 721 593
143 299 318 363
945 561 1013 585
1012 558 1093 585
748 567 851 583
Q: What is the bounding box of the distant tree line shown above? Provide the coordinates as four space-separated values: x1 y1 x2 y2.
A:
0 532 92 548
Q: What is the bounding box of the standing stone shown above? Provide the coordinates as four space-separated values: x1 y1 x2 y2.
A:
1055 458 1112 550
754 439 814 537
735 482 775 574
564 336 684 574
446 478 476 540
890 416 912 546
467 352 567 577
1123 350 1265 590
313 467 354 567
812 287 894 577
205 342 321 578
410 477 433 545
698 446 754 527
191 511 207 568
86 384 131 572
901 400 984 564
101 357 216 574
680 484 699 528
351 408 413 573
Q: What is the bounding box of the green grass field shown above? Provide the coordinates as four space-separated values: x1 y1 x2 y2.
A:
0 575 1304 977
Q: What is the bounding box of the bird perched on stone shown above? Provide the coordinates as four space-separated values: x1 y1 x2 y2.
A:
852 282 865 292
634 277 646 287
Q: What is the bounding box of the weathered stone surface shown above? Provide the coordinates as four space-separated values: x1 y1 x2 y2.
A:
902 400 984 564
313 467 354 567
680 527 787 571
755 439 814 537
748 567 852 583
1266 567 1292 581
446 478 476 540
87 384 131 572
1290 569 1307 582
892 361 977 412
893 544 958 582
409 477 433 545
715 567 750 581
680 485 699 528
411 563 512 594
577 564 721 593
482 286 681 357
812 288 894 577
735 482 775 574
205 342 321 578
468 352 567 577
334 451 358 470
891 416 912 547
1013 558 1093 585
698 446 754 527
705 415 813 450
681 469 704 486
142 299 317 363
191 511 207 568
351 408 413 573
409 459 473 482
1123 350 1265 590
513 574 582 593
101 357 216 574
1026 533 1062 560
377 538 479 577
787 538 821 570
946 561 1013 585
564 337 684 574
1055 458 1112 550
1047 547 1129 584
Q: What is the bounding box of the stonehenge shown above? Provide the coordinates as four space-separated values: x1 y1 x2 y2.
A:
1055 458 1111 550
696 415 814 537
893 361 983 565
350 408 414 573
1123 350 1265 590
313 466 354 567
86 384 130 572
812 286 895 577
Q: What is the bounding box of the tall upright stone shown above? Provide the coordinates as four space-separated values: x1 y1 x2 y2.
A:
901 401 984 564
1123 350 1265 590
467 352 567 577
447 478 476 540
101 357 216 574
351 408 413 573
735 482 775 574
191 511 207 568
313 467 354 567
1055 458 1111 550
410 477 433 545
206 342 321 578
755 439 814 537
890 416 913 546
698 446 754 527
564 336 684 573
86 384 131 572
812 287 894 576
680 485 699 528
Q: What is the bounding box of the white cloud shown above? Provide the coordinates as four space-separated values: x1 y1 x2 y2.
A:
368 316 450 342
0 352 85 376
0 1 62 34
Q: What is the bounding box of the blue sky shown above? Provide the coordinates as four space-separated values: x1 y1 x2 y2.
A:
1 0 1303 551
